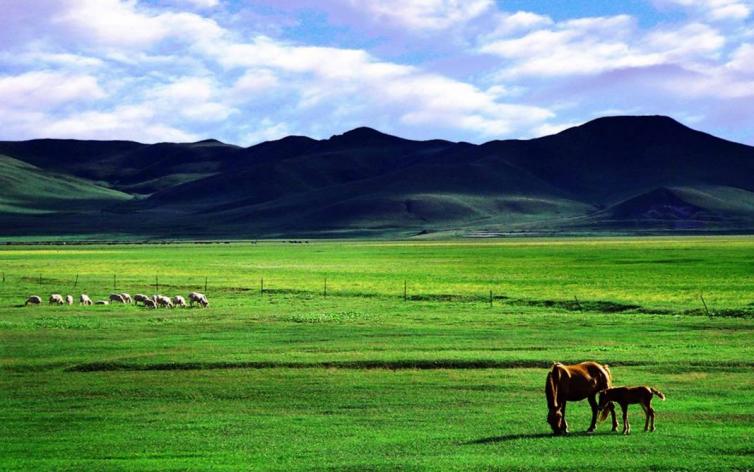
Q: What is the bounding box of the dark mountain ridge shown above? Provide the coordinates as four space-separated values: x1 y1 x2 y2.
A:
1 115 753 239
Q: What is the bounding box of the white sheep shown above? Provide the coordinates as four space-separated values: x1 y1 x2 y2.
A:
109 293 126 304
79 294 93 306
172 295 187 307
65 295 74 305
95 300 110 305
188 292 209 308
25 295 42 306
49 294 64 305
155 295 173 308
133 294 149 305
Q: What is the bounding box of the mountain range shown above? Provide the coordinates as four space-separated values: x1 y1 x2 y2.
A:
1 115 753 239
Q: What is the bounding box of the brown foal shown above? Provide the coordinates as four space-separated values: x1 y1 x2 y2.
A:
598 386 666 434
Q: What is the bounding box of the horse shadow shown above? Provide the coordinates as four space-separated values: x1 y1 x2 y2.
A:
463 431 606 445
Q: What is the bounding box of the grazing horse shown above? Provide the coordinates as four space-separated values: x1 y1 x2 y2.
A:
545 361 618 435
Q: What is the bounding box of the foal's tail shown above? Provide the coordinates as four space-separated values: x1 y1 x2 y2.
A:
650 388 666 400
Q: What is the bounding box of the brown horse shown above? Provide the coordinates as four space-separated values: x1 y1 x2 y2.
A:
545 361 618 435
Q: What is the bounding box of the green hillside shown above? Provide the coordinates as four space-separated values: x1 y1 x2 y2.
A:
0 155 132 214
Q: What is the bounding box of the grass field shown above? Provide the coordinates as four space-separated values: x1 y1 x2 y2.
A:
1 238 753 470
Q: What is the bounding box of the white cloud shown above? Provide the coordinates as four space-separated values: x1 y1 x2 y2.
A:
242 119 292 145
147 76 236 122
653 0 751 21
46 0 223 50
352 0 493 30
203 35 553 138
480 15 726 78
184 0 220 8
0 71 105 109
41 105 198 142
726 42 754 73
487 11 554 37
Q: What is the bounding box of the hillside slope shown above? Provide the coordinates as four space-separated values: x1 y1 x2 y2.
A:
0 115 752 239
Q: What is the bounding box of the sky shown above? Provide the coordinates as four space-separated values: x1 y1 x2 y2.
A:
0 0 753 145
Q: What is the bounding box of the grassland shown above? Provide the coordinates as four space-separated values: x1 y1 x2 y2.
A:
1 237 753 470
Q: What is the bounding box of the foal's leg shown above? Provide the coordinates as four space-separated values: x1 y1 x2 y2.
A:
641 402 650 431
621 403 629 435
608 402 618 432
648 399 656 432
587 395 598 433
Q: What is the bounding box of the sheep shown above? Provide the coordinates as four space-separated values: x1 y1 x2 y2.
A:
172 295 187 308
65 295 74 305
133 294 149 305
188 292 209 308
120 293 133 304
143 299 157 309
25 295 42 306
155 295 173 308
95 300 109 305
79 294 93 306
109 293 126 304
49 294 64 305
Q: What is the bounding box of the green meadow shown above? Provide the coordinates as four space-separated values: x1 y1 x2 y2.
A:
1 238 753 470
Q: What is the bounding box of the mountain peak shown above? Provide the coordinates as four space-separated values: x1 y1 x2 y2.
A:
564 115 690 135
328 127 405 146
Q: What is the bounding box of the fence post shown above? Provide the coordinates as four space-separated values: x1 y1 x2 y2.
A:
113 274 117 291
260 277 264 295
73 274 78 288
700 293 712 319
155 275 159 294
489 289 493 307
403 280 407 301
324 277 327 298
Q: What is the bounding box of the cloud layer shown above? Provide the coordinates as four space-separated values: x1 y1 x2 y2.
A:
0 0 752 144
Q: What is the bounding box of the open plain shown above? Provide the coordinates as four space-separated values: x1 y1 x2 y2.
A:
1 238 753 470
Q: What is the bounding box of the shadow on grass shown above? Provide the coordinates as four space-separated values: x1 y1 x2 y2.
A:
464 431 610 445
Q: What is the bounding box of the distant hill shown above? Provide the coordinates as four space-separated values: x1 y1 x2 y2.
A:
1 115 753 239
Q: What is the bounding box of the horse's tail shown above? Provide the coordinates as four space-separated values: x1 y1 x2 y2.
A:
602 363 613 388
650 388 666 400
596 363 613 422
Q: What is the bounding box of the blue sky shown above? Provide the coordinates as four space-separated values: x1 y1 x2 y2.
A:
1 0 753 145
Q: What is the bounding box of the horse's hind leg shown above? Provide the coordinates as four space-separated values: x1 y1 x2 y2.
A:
648 400 656 432
608 402 618 432
641 403 650 431
587 395 598 433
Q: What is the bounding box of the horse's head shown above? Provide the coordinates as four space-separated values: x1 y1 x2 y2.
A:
547 407 566 434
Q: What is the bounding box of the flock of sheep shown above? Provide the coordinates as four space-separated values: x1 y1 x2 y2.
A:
23 291 210 309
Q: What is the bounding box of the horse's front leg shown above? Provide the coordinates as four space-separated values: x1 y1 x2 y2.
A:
562 402 569 434
609 402 618 431
587 395 598 433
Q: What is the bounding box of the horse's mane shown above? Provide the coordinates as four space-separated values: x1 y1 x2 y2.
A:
546 363 562 410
